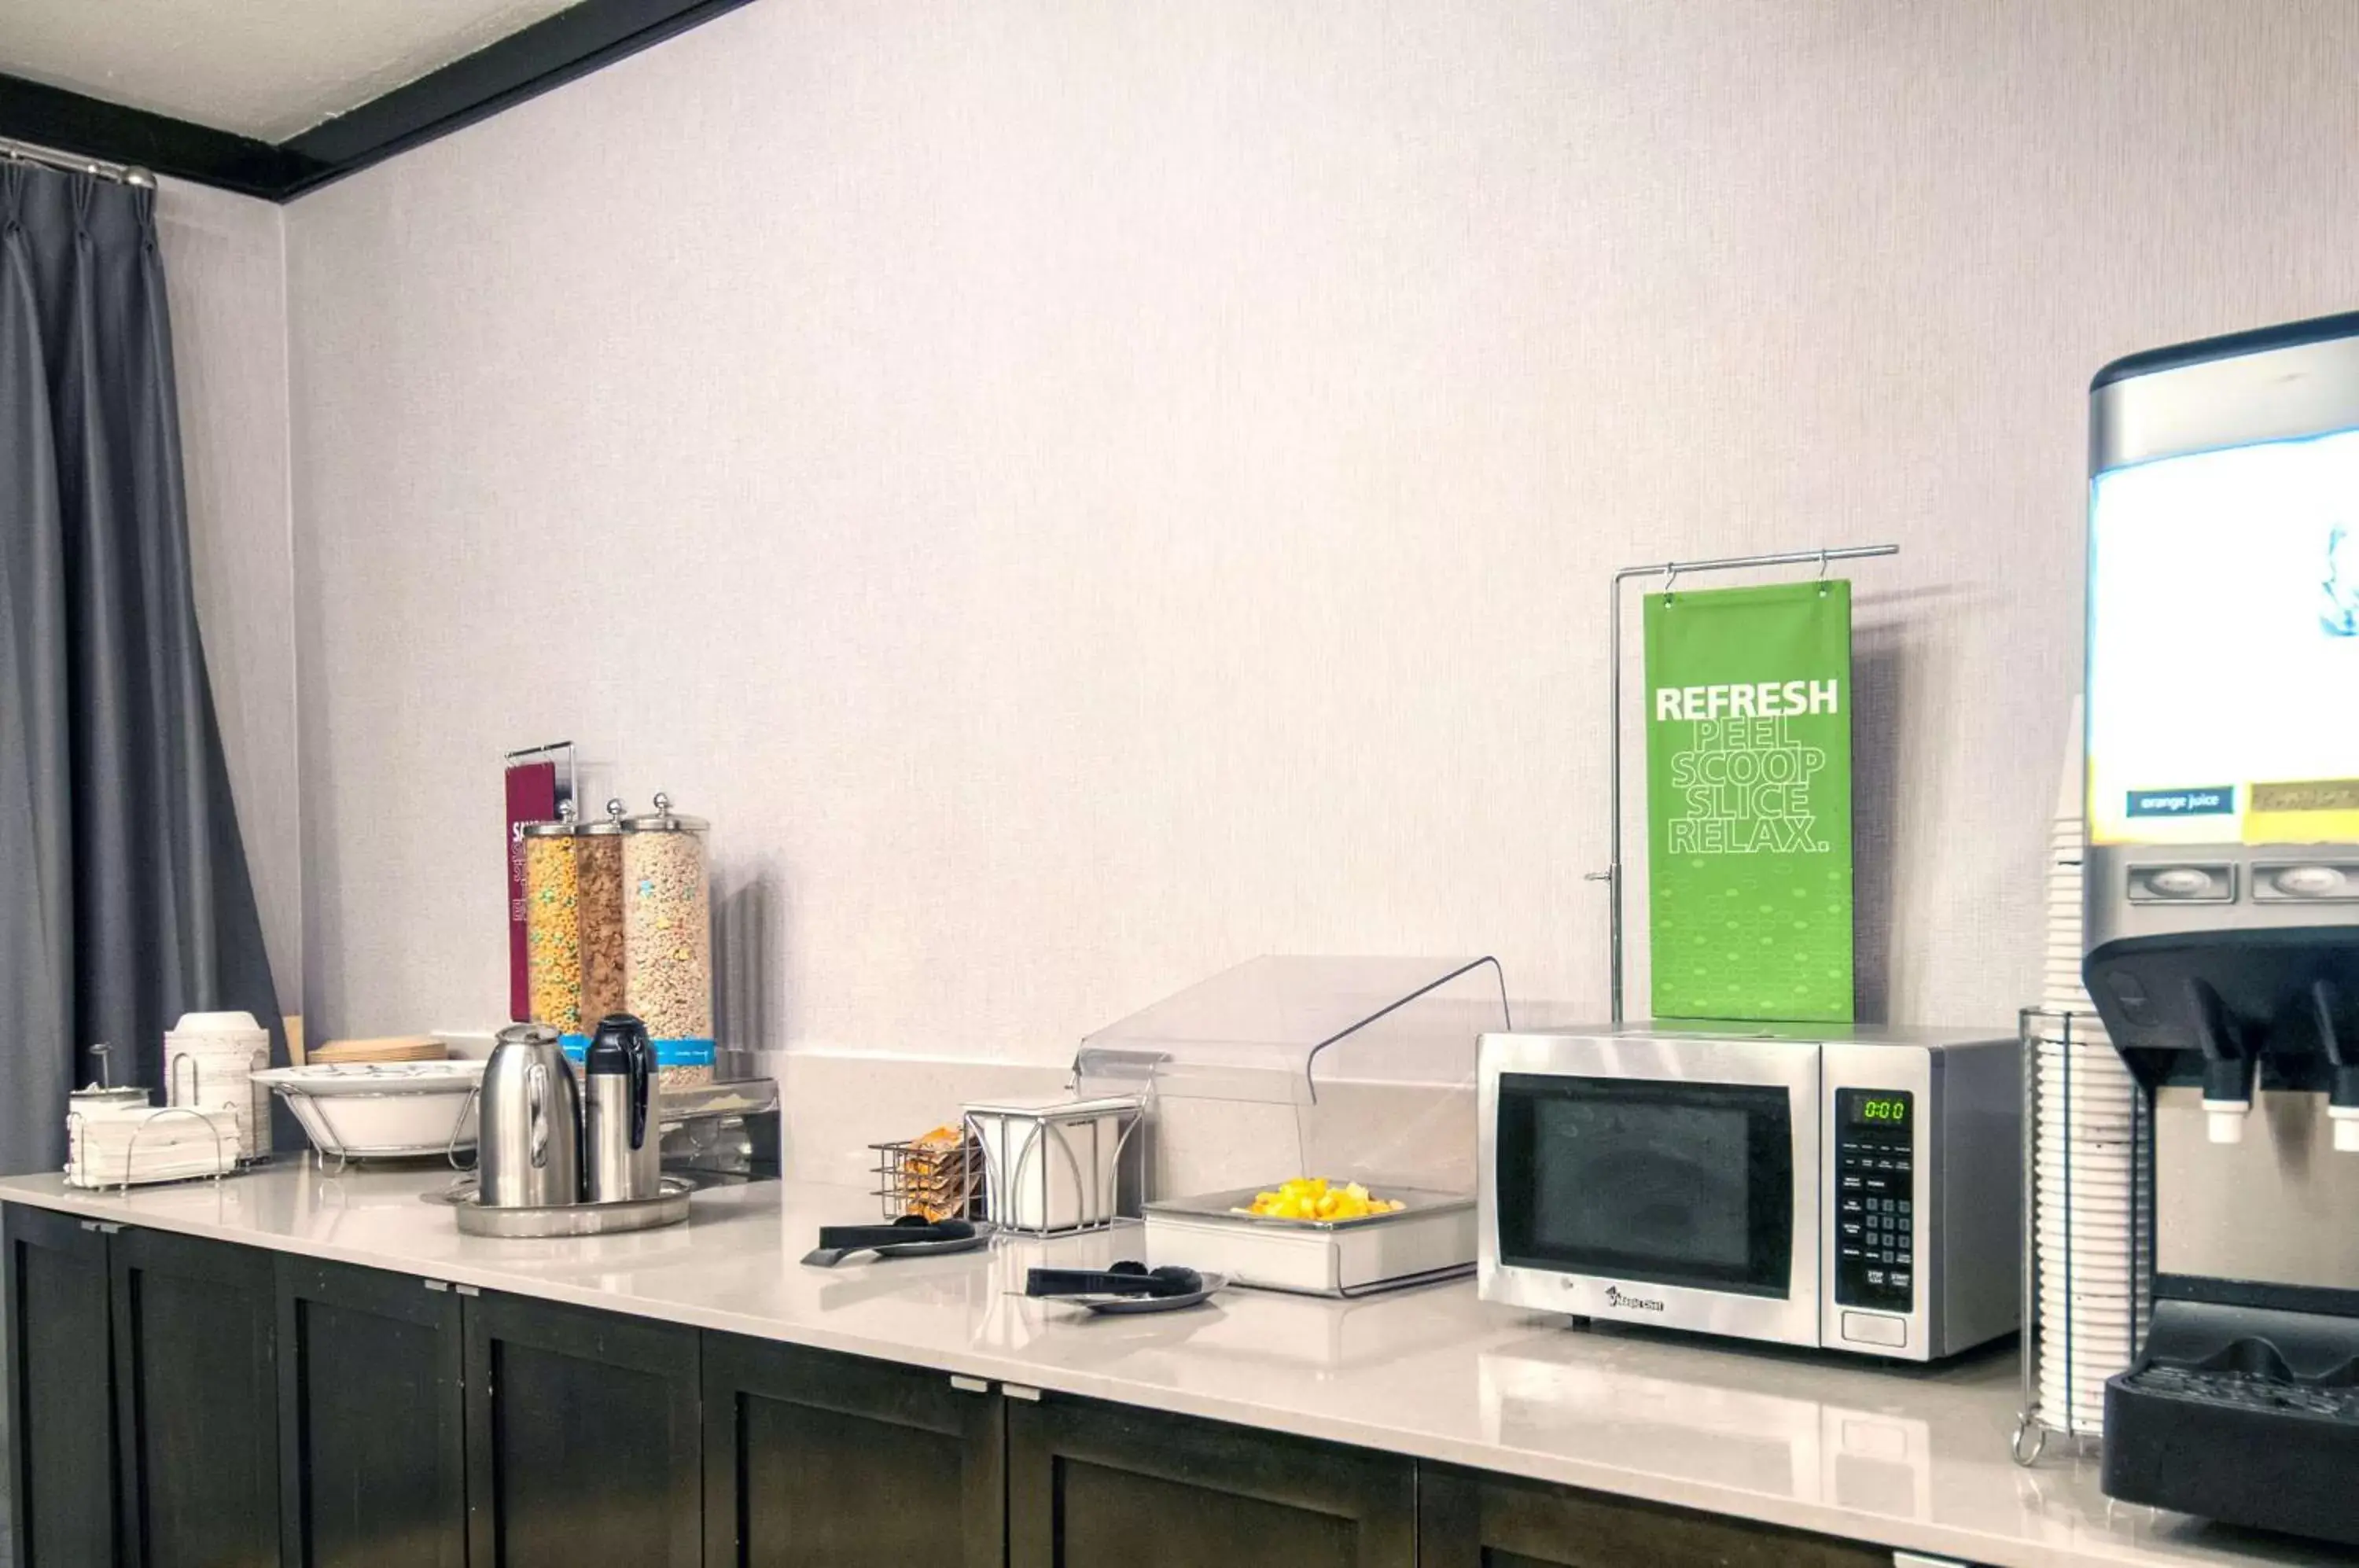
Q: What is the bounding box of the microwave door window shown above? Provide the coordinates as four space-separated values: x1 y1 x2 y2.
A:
1496 1074 1795 1298
1544 1101 1753 1268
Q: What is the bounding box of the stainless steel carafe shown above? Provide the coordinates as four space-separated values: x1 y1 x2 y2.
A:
583 1014 660 1202
479 1022 580 1207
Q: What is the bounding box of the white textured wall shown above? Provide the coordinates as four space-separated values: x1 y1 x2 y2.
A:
282 0 2359 1055
161 178 297 1009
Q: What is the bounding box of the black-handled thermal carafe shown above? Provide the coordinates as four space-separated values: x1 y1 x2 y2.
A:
583 1014 660 1202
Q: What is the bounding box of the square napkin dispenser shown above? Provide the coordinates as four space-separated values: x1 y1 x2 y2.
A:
964 1094 1146 1235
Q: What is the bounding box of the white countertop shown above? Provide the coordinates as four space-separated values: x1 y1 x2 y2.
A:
0 1165 2331 1568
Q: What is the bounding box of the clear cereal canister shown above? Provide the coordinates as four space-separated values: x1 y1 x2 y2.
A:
518 805 583 1040
620 793 714 1090
572 799 630 1056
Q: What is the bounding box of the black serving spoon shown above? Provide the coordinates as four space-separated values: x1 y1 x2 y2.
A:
1025 1261 1204 1300
801 1214 981 1268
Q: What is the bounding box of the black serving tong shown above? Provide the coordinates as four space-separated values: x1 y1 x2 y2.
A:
1025 1261 1203 1300
801 1214 981 1268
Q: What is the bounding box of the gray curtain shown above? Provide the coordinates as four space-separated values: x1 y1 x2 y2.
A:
0 163 283 1175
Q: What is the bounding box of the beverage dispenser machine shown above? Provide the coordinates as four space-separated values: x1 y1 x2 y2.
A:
2085 311 2359 1546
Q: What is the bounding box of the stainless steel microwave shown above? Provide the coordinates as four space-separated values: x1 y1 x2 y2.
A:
1478 1025 2021 1361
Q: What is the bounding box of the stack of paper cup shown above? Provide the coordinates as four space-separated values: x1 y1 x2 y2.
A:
164 1010 273 1161
2044 819 2093 1013
2044 698 2098 1017
2031 1013 2147 1435
2030 702 2151 1437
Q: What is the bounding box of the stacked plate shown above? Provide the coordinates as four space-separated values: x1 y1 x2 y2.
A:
164 1010 273 1161
67 1104 241 1188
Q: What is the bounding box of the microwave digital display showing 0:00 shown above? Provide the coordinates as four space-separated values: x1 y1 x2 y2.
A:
1839 1089 1912 1128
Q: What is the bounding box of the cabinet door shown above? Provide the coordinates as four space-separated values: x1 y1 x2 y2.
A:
110 1225 280 1568
1417 1465 1890 1568
5 1205 118 1566
276 1257 465 1568
1007 1395 1412 1568
463 1290 701 1568
702 1333 1003 1568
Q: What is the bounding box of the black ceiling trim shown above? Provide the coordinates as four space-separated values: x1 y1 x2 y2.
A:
0 74 320 201
278 0 760 198
0 0 759 204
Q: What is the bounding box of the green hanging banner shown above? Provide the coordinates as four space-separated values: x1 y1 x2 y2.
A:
1643 579 1855 1022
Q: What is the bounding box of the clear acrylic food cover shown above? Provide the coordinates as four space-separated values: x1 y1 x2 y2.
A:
1073 955 1510 1196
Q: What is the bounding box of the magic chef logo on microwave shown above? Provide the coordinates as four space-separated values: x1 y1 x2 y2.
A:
1601 1284 1667 1313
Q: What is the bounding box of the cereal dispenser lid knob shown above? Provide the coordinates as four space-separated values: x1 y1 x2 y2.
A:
621 793 707 834
606 797 626 821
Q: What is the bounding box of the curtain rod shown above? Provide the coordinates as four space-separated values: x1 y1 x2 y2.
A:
0 134 155 189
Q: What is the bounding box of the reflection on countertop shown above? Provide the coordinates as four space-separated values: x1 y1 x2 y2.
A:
0 1164 2334 1568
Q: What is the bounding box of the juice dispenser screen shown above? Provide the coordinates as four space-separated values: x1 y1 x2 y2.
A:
2089 425 2359 847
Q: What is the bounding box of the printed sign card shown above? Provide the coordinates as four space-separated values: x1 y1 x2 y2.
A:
1644 580 1856 1022
504 760 559 1022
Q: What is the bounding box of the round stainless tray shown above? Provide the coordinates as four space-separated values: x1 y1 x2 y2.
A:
425 1176 694 1238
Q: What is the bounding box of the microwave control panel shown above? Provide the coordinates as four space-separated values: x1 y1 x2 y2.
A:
1834 1088 1915 1312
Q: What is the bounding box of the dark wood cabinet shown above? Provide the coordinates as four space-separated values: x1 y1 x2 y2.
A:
275 1256 465 1567
1417 1465 1892 1568
109 1224 281 1568
1007 1393 1414 1568
702 1332 1004 1568
6 1206 1923 1568
6 1207 120 1566
462 1288 701 1568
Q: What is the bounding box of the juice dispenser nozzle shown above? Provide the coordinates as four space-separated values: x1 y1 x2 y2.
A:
2313 981 2359 1154
2189 978 2255 1144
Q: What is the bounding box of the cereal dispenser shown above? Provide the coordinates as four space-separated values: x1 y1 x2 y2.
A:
575 799 629 1049
620 793 715 1089
518 806 583 1040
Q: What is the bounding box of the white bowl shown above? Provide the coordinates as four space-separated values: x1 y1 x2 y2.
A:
253 1062 484 1095
252 1062 484 1158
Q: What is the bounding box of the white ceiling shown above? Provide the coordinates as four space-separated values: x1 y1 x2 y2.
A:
0 0 584 142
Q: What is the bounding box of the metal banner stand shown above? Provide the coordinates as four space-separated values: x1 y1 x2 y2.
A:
1589 543 1900 1023
502 740 578 812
